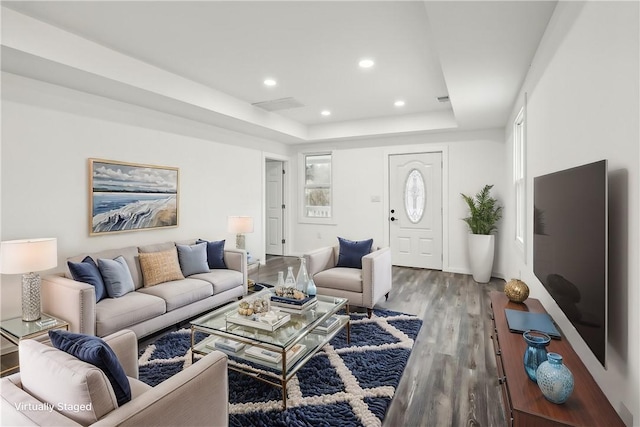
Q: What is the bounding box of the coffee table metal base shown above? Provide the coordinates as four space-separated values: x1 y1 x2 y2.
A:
191 297 350 409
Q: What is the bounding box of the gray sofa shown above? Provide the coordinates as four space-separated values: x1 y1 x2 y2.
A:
41 239 247 339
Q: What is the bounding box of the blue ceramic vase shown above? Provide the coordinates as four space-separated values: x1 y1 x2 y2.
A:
523 330 551 382
536 352 574 404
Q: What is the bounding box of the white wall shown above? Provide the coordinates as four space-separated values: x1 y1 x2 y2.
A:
504 2 639 424
0 73 290 320
291 129 507 277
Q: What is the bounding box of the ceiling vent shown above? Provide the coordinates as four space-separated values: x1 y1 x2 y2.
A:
437 95 450 103
252 97 305 112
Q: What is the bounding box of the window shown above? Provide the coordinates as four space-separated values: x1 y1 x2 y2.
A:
405 169 425 223
514 107 526 253
303 153 332 218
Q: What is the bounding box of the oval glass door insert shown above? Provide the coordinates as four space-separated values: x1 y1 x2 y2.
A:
405 169 425 223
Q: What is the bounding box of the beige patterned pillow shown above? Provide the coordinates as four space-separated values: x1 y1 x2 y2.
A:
139 248 184 287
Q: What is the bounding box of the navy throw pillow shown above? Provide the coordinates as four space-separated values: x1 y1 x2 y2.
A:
49 330 131 407
336 237 373 269
197 239 227 269
68 256 107 302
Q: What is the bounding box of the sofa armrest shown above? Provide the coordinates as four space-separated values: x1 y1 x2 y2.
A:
92 351 229 427
41 274 96 336
304 246 337 276
103 330 138 379
361 247 392 308
224 248 248 290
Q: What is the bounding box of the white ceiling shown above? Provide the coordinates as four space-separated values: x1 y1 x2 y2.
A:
1 1 557 143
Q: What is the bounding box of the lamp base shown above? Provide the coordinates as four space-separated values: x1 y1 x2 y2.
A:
236 234 246 250
22 272 41 322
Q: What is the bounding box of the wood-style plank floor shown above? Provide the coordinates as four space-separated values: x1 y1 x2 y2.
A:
255 255 508 427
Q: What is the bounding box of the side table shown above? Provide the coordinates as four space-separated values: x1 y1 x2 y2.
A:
247 258 261 290
1 313 69 376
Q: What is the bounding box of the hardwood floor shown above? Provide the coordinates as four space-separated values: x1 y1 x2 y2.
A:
257 256 508 427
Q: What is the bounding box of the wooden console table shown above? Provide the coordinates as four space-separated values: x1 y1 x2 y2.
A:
489 291 624 426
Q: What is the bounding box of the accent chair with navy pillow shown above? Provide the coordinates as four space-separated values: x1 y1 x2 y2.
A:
2 329 230 426
336 237 374 269
68 256 107 302
304 238 392 318
49 329 131 406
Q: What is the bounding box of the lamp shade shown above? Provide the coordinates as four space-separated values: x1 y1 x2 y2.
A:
227 216 254 234
0 238 58 274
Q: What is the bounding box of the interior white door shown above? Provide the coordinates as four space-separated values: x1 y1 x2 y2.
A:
389 152 443 269
265 160 284 255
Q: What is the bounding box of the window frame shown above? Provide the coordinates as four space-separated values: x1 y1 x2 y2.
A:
513 107 526 256
299 152 333 224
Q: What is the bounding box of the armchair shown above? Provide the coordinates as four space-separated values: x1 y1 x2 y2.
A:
0 329 229 427
304 245 392 317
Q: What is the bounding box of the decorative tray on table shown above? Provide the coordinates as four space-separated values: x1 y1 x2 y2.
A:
226 311 291 332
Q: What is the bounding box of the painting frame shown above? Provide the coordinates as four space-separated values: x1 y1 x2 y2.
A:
89 158 179 236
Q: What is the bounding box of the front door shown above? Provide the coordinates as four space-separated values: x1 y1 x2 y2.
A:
389 152 443 269
266 160 284 255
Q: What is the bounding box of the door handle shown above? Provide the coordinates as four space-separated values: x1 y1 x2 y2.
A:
390 217 396 222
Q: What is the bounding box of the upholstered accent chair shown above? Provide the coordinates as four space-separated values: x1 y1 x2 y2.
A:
0 330 229 427
304 244 392 317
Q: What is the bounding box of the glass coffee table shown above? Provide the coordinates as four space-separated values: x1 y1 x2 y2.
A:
191 289 349 409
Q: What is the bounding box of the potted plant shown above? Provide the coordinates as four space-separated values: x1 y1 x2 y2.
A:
461 184 503 283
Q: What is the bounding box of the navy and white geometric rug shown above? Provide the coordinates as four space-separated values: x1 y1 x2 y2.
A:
138 309 422 427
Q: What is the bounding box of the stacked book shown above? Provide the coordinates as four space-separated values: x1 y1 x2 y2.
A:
311 315 341 334
206 338 245 353
270 295 318 313
245 343 306 365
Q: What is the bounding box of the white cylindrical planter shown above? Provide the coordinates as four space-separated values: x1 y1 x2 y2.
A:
468 234 495 283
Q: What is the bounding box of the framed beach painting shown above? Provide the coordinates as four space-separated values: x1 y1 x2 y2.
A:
89 159 179 235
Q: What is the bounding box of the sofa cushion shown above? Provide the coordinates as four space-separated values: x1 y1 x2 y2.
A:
177 242 210 276
313 267 363 293
139 248 185 287
197 239 227 269
49 330 131 407
68 256 107 302
336 237 373 269
98 256 136 298
137 278 213 311
19 339 118 425
96 292 166 337
189 270 243 294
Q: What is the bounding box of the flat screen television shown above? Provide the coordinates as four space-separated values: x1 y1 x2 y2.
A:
533 159 607 367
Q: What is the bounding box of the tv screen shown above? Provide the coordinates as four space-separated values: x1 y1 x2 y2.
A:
533 160 607 366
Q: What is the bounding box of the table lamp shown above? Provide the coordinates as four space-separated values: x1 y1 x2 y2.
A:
227 216 253 250
0 238 58 321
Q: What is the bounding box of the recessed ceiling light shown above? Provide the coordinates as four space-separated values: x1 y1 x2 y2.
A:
321 110 331 116
394 100 406 107
264 79 277 87
358 59 375 69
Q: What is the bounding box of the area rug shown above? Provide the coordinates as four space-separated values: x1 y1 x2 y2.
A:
138 309 422 427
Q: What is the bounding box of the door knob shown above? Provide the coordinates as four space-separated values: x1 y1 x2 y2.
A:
390 209 395 214
390 217 396 221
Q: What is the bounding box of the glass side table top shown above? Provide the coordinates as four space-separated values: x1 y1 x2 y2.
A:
0 314 69 344
191 289 348 350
